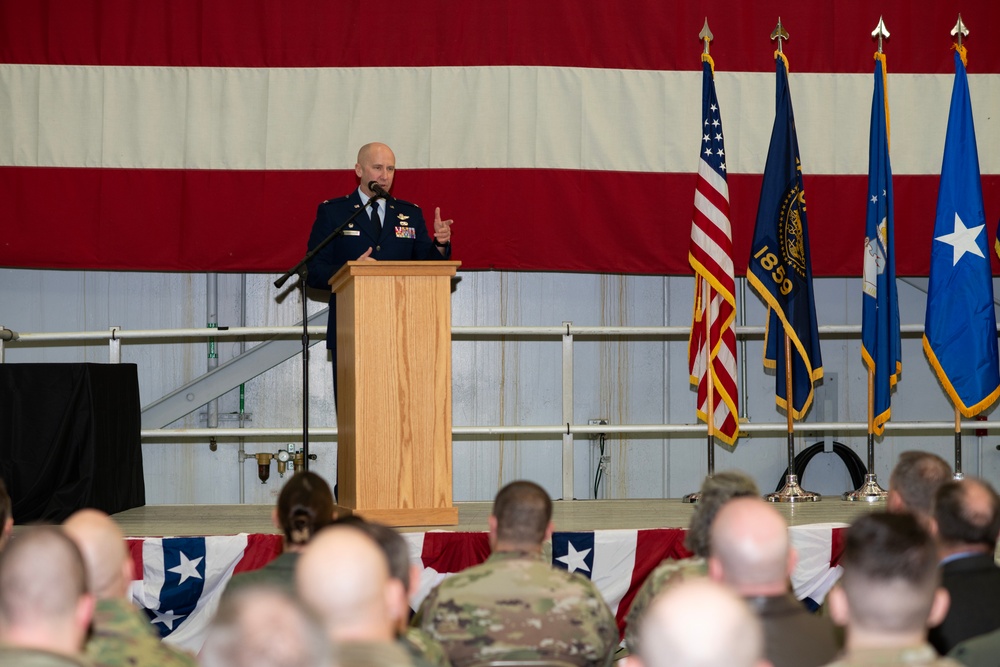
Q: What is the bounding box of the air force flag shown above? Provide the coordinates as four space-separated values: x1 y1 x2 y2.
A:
923 49 1000 416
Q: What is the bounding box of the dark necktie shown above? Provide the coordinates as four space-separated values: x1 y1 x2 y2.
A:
371 202 382 234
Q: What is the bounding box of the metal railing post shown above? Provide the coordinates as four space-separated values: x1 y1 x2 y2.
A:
561 321 574 500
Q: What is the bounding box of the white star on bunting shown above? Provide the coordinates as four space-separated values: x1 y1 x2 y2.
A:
555 542 592 574
168 552 204 585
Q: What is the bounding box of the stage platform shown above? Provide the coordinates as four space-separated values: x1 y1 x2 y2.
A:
111 497 882 537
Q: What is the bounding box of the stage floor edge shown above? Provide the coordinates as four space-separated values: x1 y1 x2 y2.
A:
111 498 883 537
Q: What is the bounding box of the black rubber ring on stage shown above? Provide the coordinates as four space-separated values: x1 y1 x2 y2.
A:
773 441 868 493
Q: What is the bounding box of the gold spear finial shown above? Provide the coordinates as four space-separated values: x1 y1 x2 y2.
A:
872 16 890 54
951 13 969 47
770 17 789 54
699 18 714 55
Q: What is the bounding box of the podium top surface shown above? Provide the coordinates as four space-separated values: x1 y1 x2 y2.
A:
329 260 461 290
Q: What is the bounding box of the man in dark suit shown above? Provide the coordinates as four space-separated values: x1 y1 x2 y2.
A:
306 142 453 393
928 477 1000 654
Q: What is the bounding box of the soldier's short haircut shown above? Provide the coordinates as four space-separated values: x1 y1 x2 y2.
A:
889 451 952 516
492 480 552 545
840 512 939 633
0 525 88 627
684 471 760 557
277 472 335 547
351 520 411 590
201 584 333 667
934 478 1000 550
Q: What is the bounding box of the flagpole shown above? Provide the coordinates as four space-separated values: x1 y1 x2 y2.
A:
683 20 718 505
844 17 891 503
685 277 716 504
763 18 818 503
844 366 888 501
954 406 964 480
766 335 820 502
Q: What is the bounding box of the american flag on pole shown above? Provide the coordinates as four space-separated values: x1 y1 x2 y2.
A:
688 55 739 445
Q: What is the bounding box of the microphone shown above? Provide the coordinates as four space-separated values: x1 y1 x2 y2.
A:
368 181 392 200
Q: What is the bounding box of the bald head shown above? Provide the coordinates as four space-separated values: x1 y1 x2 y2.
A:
0 525 94 654
709 497 791 594
355 143 395 198
935 477 1000 551
63 508 131 599
636 578 765 667
295 525 403 642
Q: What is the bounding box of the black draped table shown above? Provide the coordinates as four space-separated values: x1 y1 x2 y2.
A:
0 363 145 522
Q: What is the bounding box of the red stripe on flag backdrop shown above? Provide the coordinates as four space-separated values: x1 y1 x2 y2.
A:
1 167 989 275
2 1 1000 275
2 1 998 72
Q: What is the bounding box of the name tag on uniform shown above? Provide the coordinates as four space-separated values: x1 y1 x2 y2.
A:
395 227 416 239
343 230 361 236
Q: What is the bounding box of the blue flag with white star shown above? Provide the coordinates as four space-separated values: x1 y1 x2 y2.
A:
924 49 1000 416
747 55 823 419
862 54 901 435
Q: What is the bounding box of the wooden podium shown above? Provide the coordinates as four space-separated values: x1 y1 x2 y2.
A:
329 261 460 527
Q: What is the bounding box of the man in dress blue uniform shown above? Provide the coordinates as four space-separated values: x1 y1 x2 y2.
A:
306 142 453 394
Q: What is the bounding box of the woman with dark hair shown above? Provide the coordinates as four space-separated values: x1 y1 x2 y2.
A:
222 471 336 599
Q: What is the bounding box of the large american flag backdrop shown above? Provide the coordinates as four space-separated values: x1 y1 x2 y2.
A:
1 1 999 275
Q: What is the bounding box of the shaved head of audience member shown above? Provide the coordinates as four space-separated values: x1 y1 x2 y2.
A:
828 512 948 659
63 508 199 666
633 578 767 667
489 479 554 550
928 477 1000 654
63 508 132 599
296 524 406 643
709 497 792 595
708 497 838 667
0 525 94 658
624 471 760 655
887 451 952 525
0 478 12 552
350 520 417 630
201 585 334 667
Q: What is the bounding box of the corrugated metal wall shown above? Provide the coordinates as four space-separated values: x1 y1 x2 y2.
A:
1 268 996 503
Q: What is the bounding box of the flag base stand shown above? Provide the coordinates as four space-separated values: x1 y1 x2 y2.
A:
766 474 821 503
841 474 887 502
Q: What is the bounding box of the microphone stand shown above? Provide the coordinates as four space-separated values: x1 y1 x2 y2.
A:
274 196 381 471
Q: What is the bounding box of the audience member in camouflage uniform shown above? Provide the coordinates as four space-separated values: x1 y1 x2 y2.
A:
200 584 333 667
632 578 767 667
821 512 961 667
0 526 95 666
297 523 432 667
413 480 618 667
623 470 759 654
223 471 337 600
63 509 197 667
353 520 452 667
